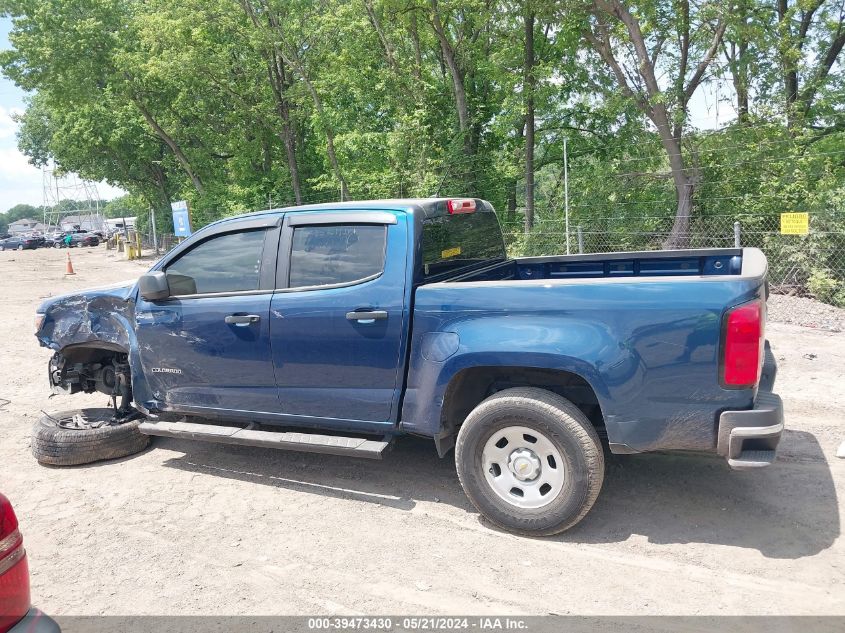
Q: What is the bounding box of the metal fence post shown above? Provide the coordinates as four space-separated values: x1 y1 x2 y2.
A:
150 205 159 256
577 225 584 254
734 221 741 248
564 137 570 255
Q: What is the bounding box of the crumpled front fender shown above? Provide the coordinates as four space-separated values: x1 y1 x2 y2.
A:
37 281 139 354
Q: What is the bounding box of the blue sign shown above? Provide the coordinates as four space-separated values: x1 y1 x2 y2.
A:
171 200 192 237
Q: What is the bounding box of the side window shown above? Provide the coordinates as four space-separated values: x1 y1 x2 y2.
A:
288 224 386 289
165 229 266 296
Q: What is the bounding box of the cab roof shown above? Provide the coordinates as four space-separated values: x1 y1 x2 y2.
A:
210 197 495 228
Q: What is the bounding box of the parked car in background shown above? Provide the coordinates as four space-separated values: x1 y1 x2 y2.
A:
76 233 100 247
0 236 41 251
52 232 100 248
50 230 83 248
0 493 60 633
42 232 64 248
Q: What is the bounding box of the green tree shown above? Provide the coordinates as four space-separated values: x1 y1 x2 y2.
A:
576 0 729 248
0 203 42 233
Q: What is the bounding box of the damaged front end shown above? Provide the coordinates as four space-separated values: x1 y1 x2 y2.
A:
37 281 140 417
48 350 134 415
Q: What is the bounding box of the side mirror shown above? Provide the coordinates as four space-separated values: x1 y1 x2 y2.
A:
139 271 170 301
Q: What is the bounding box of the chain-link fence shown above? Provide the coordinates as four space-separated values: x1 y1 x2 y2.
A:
502 210 845 307
131 209 844 308
135 230 178 255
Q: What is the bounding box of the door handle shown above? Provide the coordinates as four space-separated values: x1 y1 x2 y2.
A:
225 314 261 326
346 310 388 322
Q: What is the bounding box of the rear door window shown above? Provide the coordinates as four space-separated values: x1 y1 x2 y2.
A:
288 225 386 289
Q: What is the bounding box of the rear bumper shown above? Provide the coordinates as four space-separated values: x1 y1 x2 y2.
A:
717 341 784 470
8 609 61 633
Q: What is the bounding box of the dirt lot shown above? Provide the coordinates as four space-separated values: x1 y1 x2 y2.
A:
0 245 843 616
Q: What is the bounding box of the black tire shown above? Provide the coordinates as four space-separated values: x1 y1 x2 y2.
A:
32 408 150 466
455 387 604 536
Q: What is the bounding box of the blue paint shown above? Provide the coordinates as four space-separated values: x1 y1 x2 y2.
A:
134 293 278 413
268 213 409 425
35 199 769 456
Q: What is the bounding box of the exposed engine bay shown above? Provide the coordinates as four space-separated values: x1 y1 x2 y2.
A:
48 350 135 418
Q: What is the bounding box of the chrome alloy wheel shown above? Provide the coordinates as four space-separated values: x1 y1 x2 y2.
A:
482 425 565 509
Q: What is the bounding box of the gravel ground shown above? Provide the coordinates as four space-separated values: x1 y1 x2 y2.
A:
768 293 845 332
0 246 843 616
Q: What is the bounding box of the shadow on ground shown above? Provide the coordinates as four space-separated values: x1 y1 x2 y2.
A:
557 429 839 558
157 427 837 559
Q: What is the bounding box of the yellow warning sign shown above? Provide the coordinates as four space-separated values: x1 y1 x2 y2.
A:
780 212 809 235
441 246 462 258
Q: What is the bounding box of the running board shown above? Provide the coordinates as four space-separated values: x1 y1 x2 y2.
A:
727 449 777 470
138 420 391 459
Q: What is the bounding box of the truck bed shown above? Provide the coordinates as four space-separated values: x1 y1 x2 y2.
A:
406 247 769 455
445 248 756 283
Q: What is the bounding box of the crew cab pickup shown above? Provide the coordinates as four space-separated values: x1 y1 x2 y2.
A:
35 198 783 535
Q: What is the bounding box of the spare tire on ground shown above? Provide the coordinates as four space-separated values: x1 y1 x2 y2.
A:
32 408 150 466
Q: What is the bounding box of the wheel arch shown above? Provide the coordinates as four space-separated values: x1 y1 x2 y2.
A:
434 364 606 457
57 341 130 364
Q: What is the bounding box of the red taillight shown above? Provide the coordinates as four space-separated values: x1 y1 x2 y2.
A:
447 198 476 214
722 300 764 388
0 494 30 633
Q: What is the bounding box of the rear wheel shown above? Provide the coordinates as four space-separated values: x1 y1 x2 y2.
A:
455 387 604 536
32 408 150 466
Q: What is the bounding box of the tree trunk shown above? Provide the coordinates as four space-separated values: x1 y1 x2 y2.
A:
151 163 173 231
507 179 517 224
280 111 302 205
524 8 535 233
734 44 750 121
586 0 723 249
269 54 303 205
135 100 205 195
261 136 272 175
286 51 349 201
364 0 398 73
656 120 694 249
323 127 349 201
777 0 799 127
409 12 423 81
663 178 694 250
243 0 303 205
724 38 750 121
430 0 471 157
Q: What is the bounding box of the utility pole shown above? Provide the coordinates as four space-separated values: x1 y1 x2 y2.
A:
564 136 570 255
150 205 159 256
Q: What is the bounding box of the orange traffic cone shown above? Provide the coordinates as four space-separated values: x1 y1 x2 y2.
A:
65 251 76 275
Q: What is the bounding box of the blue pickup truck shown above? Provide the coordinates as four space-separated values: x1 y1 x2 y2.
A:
34 198 783 535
